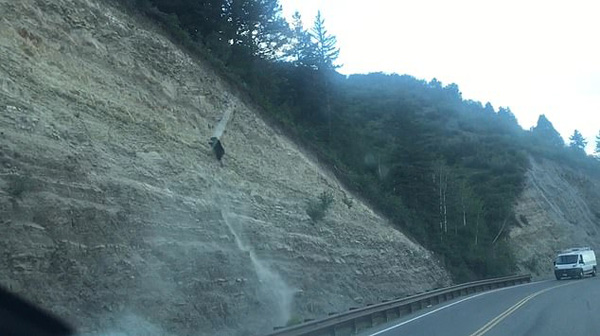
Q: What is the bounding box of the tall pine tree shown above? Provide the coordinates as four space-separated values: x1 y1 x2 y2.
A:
310 11 340 71
531 115 564 149
288 11 317 67
595 130 600 158
497 107 520 133
569 129 587 152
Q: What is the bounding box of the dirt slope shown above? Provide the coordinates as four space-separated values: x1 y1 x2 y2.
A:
511 157 600 277
0 0 451 335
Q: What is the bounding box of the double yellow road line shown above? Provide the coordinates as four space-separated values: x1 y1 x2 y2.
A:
469 281 578 336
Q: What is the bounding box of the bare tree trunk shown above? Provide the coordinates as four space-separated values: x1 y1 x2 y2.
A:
324 74 332 143
443 174 448 234
454 182 466 235
475 209 480 246
492 217 509 245
327 94 332 142
439 165 443 242
461 189 467 227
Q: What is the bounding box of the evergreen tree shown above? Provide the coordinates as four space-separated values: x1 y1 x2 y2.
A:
595 130 600 158
309 11 340 71
148 0 225 42
443 83 462 100
222 0 289 60
288 11 317 66
531 115 564 148
144 0 289 64
569 130 587 152
484 102 495 114
497 107 520 132
429 78 443 90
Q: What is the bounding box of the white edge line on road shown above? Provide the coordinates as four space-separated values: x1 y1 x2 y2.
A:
367 280 552 336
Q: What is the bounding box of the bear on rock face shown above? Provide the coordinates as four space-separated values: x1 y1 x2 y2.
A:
209 136 225 165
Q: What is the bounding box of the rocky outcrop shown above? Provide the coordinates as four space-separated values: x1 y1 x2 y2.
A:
0 1 451 335
511 157 600 277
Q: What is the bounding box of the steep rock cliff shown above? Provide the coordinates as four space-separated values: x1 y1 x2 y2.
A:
0 1 451 335
511 157 600 277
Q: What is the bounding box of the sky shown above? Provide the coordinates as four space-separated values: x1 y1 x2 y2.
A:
279 0 600 153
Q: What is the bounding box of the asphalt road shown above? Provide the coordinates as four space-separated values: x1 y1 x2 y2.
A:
362 275 600 336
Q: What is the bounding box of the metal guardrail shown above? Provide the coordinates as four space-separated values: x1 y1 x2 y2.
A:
265 274 532 336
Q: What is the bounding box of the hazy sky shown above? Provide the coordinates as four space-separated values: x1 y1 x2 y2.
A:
280 0 600 153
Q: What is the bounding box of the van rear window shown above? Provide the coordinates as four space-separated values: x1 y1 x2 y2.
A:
556 255 578 264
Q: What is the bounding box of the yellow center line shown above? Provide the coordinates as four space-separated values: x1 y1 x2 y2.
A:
469 281 578 336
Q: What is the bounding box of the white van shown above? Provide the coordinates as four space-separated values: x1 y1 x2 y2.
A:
554 247 597 280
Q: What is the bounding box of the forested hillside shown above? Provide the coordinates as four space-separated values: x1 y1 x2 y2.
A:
122 0 600 281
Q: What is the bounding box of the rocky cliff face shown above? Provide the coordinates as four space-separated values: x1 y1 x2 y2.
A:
511 157 600 277
0 0 451 335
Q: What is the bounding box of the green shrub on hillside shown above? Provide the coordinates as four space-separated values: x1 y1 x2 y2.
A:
306 191 334 222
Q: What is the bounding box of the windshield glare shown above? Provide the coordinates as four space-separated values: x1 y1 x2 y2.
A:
556 255 579 265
